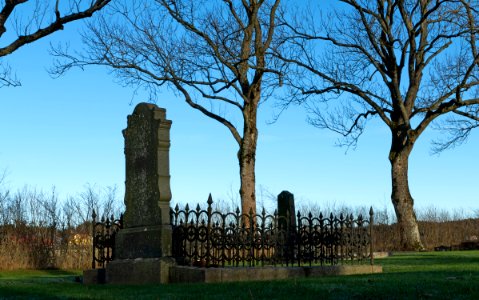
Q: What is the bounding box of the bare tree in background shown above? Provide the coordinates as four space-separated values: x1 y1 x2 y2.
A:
0 0 110 87
51 0 284 217
280 0 479 250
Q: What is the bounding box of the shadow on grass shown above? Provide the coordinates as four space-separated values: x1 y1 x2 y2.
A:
1 270 478 300
0 251 478 299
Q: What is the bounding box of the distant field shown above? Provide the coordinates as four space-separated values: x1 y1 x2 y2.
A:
0 251 478 299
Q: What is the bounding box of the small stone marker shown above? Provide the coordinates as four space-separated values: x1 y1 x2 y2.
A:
277 191 296 262
277 190 296 230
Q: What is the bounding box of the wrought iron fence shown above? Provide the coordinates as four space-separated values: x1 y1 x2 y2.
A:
170 195 374 268
91 210 123 269
90 195 374 269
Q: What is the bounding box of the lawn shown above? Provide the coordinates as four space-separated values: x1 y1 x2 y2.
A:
0 251 478 299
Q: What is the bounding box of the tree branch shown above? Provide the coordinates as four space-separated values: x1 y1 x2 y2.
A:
0 0 111 57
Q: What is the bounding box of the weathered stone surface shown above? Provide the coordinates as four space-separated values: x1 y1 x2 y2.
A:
83 269 106 284
277 191 296 261
305 265 383 277
106 257 176 284
373 251 391 259
122 103 172 228
115 225 172 259
169 265 382 283
277 191 296 229
113 102 173 262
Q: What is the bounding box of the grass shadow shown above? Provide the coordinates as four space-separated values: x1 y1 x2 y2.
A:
0 251 478 299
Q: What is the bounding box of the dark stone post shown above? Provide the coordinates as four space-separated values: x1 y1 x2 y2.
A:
277 191 296 230
277 191 296 263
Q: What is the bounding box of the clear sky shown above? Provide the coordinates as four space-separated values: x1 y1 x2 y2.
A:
0 11 478 217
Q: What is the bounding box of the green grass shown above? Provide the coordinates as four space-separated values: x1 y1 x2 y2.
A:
0 251 478 299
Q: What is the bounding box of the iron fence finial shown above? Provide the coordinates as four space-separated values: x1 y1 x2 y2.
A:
207 193 213 206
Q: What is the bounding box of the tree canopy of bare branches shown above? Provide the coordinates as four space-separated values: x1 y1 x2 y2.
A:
51 0 285 216
0 0 110 87
280 0 479 250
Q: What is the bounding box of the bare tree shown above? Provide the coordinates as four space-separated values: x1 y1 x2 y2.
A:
76 183 100 225
51 0 284 217
102 185 121 218
0 0 110 86
0 170 11 225
62 196 77 228
280 0 479 250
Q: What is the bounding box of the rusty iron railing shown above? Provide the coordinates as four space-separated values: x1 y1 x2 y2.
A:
170 195 374 267
91 211 123 269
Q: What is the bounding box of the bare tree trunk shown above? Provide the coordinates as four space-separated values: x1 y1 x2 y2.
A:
239 103 258 219
389 146 424 250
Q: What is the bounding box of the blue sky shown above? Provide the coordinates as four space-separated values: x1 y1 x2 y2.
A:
0 15 478 216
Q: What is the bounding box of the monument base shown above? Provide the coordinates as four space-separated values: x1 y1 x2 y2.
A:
106 257 176 284
169 264 383 283
115 225 172 259
83 268 106 284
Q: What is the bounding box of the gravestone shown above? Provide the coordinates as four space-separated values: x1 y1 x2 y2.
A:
277 191 296 230
105 103 175 284
277 191 296 262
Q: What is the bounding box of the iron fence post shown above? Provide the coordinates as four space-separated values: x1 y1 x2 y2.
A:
294 210 300 267
339 213 344 265
369 207 374 265
206 194 213 267
91 209 96 269
249 207 254 266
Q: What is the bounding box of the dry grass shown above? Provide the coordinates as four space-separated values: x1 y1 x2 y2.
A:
0 184 477 269
373 218 479 251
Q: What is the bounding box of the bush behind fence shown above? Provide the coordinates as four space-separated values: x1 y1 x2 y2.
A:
0 184 122 270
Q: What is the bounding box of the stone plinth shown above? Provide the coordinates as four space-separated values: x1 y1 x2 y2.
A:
169 265 383 283
83 269 106 285
106 258 176 284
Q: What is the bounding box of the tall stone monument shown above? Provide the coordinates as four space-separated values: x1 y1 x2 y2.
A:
106 103 175 284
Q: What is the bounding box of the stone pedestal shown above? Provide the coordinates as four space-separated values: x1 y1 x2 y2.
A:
83 269 106 284
106 257 176 284
114 225 172 259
